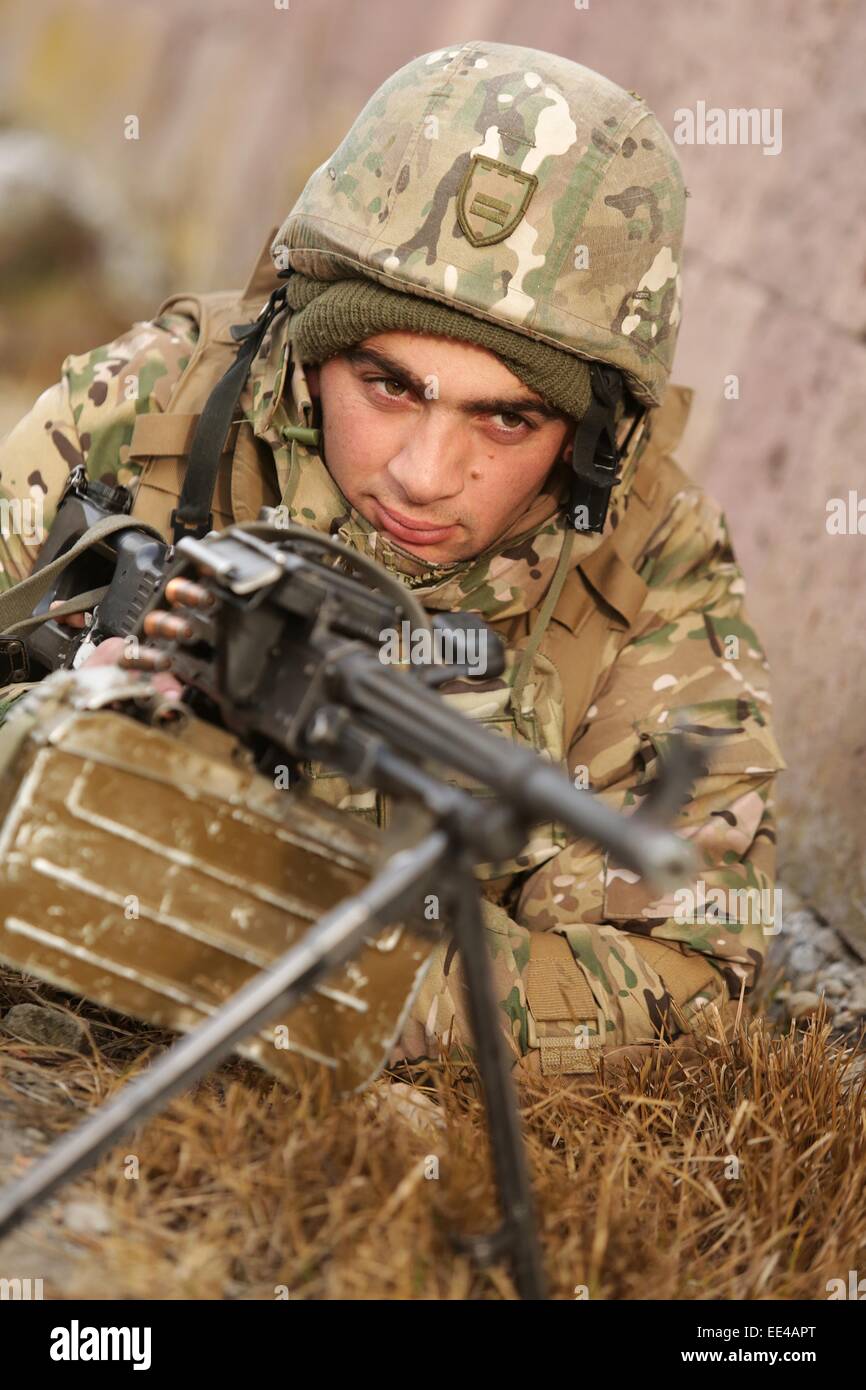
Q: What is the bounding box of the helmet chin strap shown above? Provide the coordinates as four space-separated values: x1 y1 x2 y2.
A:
567 363 630 534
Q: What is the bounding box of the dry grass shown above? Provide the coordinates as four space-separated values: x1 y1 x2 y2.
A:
2 964 866 1300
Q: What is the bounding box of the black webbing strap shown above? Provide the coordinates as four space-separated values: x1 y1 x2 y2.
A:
170 282 289 543
567 363 626 534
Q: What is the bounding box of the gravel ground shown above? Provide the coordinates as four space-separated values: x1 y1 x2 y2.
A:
757 883 866 1040
0 1077 95 1297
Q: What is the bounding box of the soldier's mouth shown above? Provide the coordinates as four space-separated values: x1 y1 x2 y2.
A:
372 501 460 546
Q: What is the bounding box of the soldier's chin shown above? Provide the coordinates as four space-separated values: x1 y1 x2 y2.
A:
394 537 463 562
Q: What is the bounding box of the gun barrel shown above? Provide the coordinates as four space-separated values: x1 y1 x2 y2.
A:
334 651 694 886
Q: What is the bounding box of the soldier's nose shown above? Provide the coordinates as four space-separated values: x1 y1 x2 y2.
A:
386 425 464 504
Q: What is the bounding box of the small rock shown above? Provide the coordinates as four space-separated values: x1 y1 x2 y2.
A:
784 949 819 980
844 986 866 1016
818 978 847 998
813 926 845 958
843 1055 866 1089
1 1003 87 1052
62 1200 112 1236
820 961 853 981
786 990 822 1020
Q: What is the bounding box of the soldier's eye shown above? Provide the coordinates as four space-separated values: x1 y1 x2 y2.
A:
490 411 534 434
368 375 408 399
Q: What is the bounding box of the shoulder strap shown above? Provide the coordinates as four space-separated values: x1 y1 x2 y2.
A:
128 228 287 542
170 282 288 541
0 235 286 643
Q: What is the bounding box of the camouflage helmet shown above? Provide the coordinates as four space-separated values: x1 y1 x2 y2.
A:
272 40 686 409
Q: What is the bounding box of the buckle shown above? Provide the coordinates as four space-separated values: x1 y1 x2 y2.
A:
60 463 89 503
0 637 30 684
170 509 213 544
230 283 289 343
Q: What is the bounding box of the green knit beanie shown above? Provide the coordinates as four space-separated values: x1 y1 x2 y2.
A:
284 273 593 423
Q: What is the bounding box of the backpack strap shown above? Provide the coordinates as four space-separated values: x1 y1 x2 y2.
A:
170 281 289 541
127 227 286 540
0 233 287 651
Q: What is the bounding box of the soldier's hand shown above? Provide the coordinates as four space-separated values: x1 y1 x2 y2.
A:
47 602 185 697
49 602 89 629
64 628 185 699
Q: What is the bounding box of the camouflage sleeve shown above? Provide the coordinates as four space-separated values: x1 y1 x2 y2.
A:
0 311 198 594
0 312 198 717
514 484 787 1000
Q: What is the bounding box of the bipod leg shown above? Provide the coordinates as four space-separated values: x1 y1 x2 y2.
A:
446 849 546 1300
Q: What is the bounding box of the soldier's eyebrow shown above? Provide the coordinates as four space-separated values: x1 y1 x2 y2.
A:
460 392 561 421
345 346 426 395
344 345 561 420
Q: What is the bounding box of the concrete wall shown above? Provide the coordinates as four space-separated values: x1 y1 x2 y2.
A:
1 0 864 940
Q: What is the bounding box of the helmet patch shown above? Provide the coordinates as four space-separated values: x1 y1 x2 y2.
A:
456 155 538 248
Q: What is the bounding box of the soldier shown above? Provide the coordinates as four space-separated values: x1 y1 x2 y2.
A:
0 41 784 1086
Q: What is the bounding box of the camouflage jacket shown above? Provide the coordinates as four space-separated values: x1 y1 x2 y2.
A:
0 304 785 998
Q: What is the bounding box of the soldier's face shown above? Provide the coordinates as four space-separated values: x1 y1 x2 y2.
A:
305 332 573 562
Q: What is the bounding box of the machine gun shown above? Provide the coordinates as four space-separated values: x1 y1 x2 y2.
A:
0 517 699 1299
